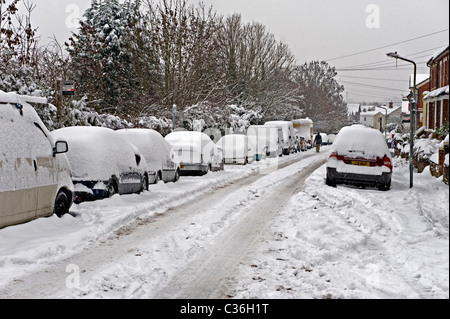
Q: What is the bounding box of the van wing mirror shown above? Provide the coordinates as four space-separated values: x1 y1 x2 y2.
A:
54 141 68 155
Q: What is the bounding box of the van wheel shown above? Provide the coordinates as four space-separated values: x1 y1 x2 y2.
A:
54 191 70 218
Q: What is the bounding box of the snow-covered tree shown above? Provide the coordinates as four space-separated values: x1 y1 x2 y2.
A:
293 61 347 132
67 0 156 116
0 0 40 95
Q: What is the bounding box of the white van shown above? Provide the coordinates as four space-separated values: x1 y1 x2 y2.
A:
165 131 224 175
292 118 314 150
247 125 282 160
264 121 295 155
217 134 255 165
0 91 74 229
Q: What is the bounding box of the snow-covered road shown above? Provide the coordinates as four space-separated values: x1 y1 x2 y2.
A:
0 146 448 299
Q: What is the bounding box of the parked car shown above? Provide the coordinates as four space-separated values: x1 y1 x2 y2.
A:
247 125 282 160
51 126 149 203
320 133 329 146
217 134 255 165
327 134 337 145
165 131 224 175
117 129 180 184
326 125 393 191
264 121 295 155
0 91 74 228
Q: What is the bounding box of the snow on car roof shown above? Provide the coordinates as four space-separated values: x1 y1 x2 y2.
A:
331 125 390 158
165 131 213 146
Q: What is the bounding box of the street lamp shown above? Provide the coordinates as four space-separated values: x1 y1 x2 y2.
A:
386 51 416 188
378 105 388 139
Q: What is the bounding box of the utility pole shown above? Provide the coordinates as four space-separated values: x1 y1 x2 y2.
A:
387 52 416 188
56 78 62 121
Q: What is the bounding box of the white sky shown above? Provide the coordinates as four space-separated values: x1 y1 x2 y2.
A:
26 0 449 104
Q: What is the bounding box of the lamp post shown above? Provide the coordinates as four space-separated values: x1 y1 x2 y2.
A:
387 51 416 188
378 105 388 139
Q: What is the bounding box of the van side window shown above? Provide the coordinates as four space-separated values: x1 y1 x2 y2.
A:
34 122 48 138
31 122 52 157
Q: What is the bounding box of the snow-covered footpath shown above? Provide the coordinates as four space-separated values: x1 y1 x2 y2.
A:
0 148 448 299
230 158 449 299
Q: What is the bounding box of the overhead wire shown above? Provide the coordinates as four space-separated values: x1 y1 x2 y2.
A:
326 28 449 62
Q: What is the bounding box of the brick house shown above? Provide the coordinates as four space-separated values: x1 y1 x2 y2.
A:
424 45 449 131
415 77 430 128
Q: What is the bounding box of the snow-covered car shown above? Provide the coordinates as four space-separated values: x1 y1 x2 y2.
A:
264 121 295 155
326 125 393 191
51 126 149 203
165 131 224 175
217 134 255 165
327 134 337 145
116 129 180 184
320 133 328 145
0 91 74 228
247 125 282 160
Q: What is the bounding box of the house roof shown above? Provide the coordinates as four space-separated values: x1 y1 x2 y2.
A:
424 85 449 100
427 45 449 65
409 74 430 88
361 105 401 116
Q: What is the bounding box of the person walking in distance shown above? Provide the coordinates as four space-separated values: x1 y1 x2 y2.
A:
315 132 322 153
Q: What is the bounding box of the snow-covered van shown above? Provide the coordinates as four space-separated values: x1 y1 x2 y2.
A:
264 121 295 155
292 118 314 150
217 134 255 165
247 125 282 160
0 91 74 229
165 131 224 175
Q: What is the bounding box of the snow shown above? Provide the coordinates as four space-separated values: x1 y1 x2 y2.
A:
0 147 448 299
231 160 448 299
116 129 174 174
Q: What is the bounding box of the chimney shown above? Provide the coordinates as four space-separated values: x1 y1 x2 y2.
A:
389 100 393 109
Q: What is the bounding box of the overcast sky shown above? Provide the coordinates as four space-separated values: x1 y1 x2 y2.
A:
27 0 449 104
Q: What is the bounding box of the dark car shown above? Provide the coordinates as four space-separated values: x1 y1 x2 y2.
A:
326 125 393 191
51 126 149 203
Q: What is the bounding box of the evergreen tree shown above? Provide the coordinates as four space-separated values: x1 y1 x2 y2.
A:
293 61 347 132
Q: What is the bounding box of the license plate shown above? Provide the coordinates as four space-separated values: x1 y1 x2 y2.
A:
352 160 370 166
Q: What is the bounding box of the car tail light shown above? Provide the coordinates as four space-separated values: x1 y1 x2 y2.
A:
383 156 392 171
329 152 345 161
375 156 392 170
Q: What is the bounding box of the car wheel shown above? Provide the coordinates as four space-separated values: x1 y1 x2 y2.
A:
173 169 180 182
141 174 148 192
326 175 336 187
378 179 391 191
54 191 70 218
107 181 118 197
